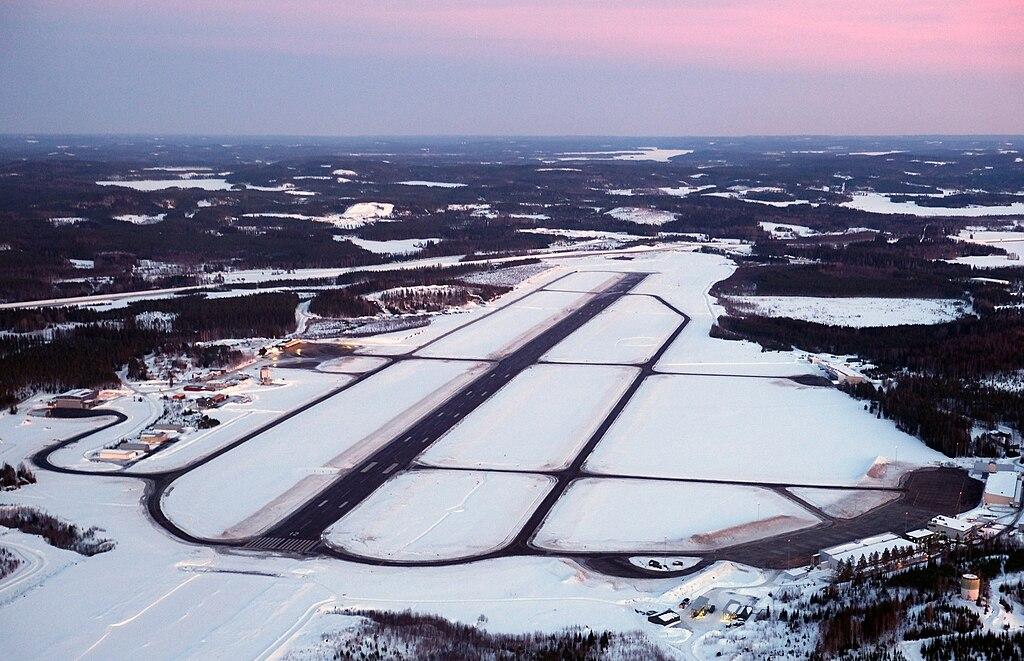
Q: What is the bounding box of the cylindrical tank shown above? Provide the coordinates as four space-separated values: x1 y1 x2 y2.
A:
961 573 980 601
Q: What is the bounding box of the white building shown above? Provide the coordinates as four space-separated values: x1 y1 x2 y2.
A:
983 471 1022 507
818 533 916 569
928 515 980 541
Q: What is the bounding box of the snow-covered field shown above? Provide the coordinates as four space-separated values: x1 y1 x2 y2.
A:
519 227 647 243
532 478 820 552
543 270 621 293
415 289 595 360
417 364 636 471
606 207 677 225
655 330 814 376
397 180 466 188
636 255 820 377
247 203 398 229
324 469 553 561
552 147 693 162
97 178 235 191
788 487 901 519
726 296 968 327
947 229 1024 268
840 191 1024 217
542 294 680 364
112 213 166 224
584 374 942 486
162 359 487 539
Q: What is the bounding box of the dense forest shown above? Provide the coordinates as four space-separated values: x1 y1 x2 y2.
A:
315 609 671 660
764 539 1024 659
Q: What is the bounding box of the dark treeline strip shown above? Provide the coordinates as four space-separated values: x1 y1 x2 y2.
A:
715 311 1024 379
0 506 115 556
0 293 298 406
378 284 509 314
309 260 537 317
308 289 381 318
718 235 1013 299
846 378 1024 457
127 292 299 341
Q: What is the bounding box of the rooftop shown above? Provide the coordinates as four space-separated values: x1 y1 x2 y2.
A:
930 515 978 532
985 471 1022 499
822 532 915 565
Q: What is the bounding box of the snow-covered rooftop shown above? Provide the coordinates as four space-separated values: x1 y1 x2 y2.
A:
984 471 1022 499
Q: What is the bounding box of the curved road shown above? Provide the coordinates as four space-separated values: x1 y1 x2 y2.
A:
29 270 984 578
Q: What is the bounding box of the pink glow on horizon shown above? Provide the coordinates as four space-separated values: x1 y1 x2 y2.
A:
65 0 1024 73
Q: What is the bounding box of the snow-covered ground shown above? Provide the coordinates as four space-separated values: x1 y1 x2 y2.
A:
532 478 820 552
46 393 162 471
247 203 398 229
314 356 390 374
947 229 1024 268
660 185 715 197
417 364 636 471
396 180 466 188
128 369 357 473
543 270 621 293
584 374 943 486
324 469 553 561
552 147 693 162
627 253 821 377
519 227 647 243
787 487 901 519
840 191 1024 217
0 397 116 465
0 245 983 659
758 221 819 238
542 294 680 364
97 178 234 191
606 207 677 225
726 296 968 327
162 359 487 539
415 289 595 360
112 213 166 224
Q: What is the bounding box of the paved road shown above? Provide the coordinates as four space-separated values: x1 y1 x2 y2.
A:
259 272 649 543
29 268 986 578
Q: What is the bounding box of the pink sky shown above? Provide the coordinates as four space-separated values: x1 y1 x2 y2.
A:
71 0 1024 73
4 0 1022 134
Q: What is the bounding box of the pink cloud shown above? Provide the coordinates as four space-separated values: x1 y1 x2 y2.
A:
33 0 1024 73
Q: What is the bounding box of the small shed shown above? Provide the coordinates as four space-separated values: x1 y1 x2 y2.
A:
647 610 680 627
